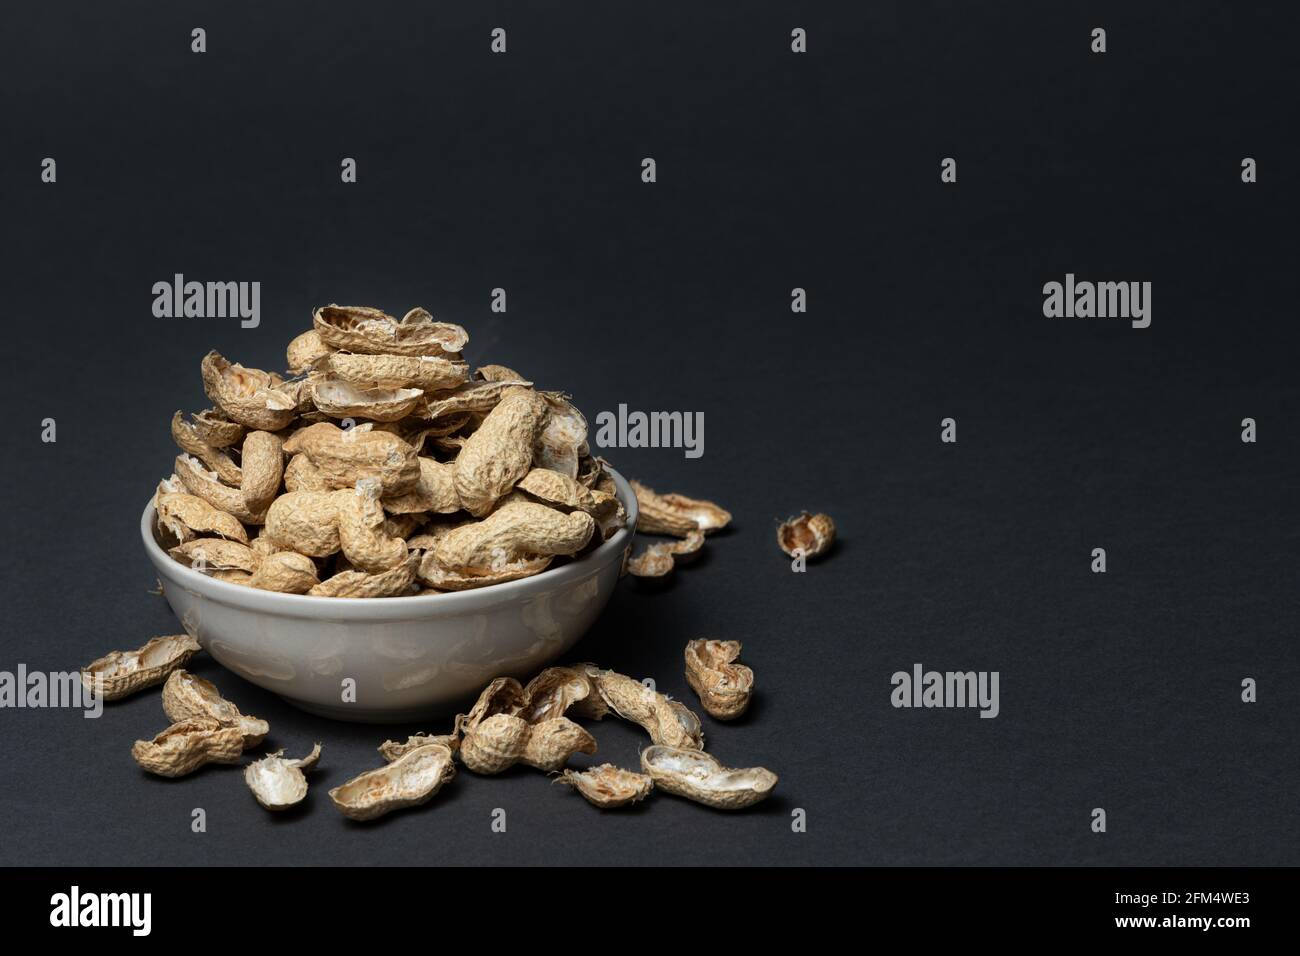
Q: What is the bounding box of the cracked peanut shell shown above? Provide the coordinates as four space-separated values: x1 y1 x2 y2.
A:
558 764 654 809
329 742 456 821
80 634 201 701
684 639 753 720
244 744 321 811
162 670 268 748
132 717 245 778
776 511 836 559
639 745 777 810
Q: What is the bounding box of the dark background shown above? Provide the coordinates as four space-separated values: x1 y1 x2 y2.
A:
1 1 1296 865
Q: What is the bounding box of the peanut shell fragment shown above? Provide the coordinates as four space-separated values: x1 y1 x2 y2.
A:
580 666 704 750
162 670 268 748
80 634 201 701
155 489 248 545
310 376 424 423
640 745 778 810
309 554 418 597
132 717 244 778
777 511 836 560
684 640 753 720
247 551 320 594
244 744 321 811
378 734 460 762
558 764 654 809
327 352 469 391
200 351 298 431
328 742 456 821
627 531 704 579
313 305 468 357
433 500 594 572
631 481 731 537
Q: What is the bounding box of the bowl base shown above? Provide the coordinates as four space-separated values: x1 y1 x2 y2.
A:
284 698 452 725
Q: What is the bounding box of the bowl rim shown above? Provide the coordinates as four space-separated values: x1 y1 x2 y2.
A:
142 464 638 615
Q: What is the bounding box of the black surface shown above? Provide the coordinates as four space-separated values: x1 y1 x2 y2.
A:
1 1 1296 866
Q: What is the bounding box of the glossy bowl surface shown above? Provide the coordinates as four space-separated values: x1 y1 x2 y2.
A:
141 467 637 722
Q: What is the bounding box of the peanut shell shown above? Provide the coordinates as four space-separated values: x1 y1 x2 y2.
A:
640 745 777 810
80 634 201 701
684 639 753 720
131 717 244 778
328 742 456 821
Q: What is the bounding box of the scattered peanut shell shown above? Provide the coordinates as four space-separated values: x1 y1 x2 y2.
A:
581 666 704 750
378 734 459 762
640 746 777 810
776 511 836 559
627 531 704 579
520 717 596 772
558 764 654 809
132 717 244 778
162 670 268 748
80 634 201 701
244 744 322 811
328 742 456 821
631 481 731 537
453 387 549 516
684 640 753 720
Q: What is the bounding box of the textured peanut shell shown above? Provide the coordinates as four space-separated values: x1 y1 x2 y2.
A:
458 677 527 733
382 457 460 514
211 569 252 585
336 479 407 572
519 666 607 723
379 734 459 762
313 305 468 357
162 670 268 748
517 468 619 525
558 764 654 809
582 666 704 750
310 376 424 423
299 422 420 495
248 551 319 594
131 718 245 778
169 538 260 573
329 742 456 821
191 409 245 448
459 713 531 774
684 639 753 720
423 379 532 422
80 634 201 701
175 454 268 525
200 351 298 431
328 352 470 391
171 411 242 485
640 745 777 810
239 430 285 513
434 500 594 572
155 491 248 544
474 364 525 382
383 512 426 539
534 394 588 480
283 453 329 493
309 555 417 597
631 481 731 537
777 511 836 559
264 491 341 557
453 387 548 516
519 717 596 771
286 329 331 372
417 553 552 590
627 531 705 578
245 744 321 811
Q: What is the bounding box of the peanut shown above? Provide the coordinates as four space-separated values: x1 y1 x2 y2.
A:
580 665 704 750
286 329 330 372
310 376 424 423
309 554 418 597
382 457 459 515
80 634 201 701
247 550 319 594
327 352 469 391
174 454 268 525
168 538 259 574
170 411 242 485
336 478 407 572
200 351 298 431
154 488 248 545
453 386 549 516
433 500 594 572
313 304 468 357
264 491 341 557
299 422 421 495
239 430 285 513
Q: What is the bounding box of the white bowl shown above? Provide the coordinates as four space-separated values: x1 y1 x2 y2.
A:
141 467 638 722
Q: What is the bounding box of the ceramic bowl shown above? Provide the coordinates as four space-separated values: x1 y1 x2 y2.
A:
141 467 637 722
